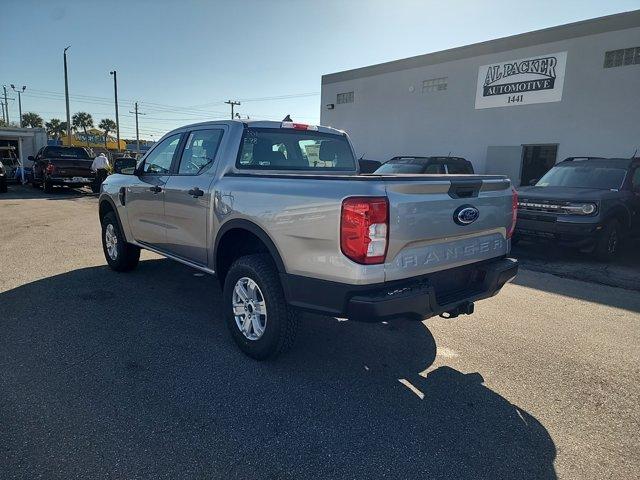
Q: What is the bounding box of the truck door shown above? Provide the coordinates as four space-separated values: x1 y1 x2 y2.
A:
162 128 225 265
126 133 182 248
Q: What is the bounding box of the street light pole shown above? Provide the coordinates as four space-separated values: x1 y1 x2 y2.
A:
10 85 26 127
109 70 120 152
64 46 72 145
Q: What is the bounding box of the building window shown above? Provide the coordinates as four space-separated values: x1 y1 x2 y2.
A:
336 91 354 104
603 47 640 68
422 77 448 93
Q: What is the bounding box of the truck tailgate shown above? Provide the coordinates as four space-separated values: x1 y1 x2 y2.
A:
50 159 94 177
384 176 513 281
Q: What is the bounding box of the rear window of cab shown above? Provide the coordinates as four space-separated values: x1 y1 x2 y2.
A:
237 128 356 171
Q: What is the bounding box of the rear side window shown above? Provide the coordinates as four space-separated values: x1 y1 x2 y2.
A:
43 146 90 159
178 129 223 175
237 128 356 171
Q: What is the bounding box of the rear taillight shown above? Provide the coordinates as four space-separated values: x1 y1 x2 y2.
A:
341 197 389 264
46 163 55 175
507 187 518 239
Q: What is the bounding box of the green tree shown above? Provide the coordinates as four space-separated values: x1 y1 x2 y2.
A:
21 112 43 128
98 118 117 148
45 118 65 140
72 112 94 147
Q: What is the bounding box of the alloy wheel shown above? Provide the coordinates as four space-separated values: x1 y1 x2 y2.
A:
232 277 267 340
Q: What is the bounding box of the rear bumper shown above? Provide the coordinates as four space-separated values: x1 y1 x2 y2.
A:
281 257 518 322
515 216 601 247
48 176 95 186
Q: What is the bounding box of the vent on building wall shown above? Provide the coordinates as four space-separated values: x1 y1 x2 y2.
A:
422 77 448 93
603 47 640 68
337 91 354 104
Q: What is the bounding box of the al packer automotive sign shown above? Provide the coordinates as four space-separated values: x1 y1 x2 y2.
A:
475 51 567 109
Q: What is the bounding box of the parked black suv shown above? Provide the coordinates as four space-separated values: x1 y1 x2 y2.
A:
515 157 640 260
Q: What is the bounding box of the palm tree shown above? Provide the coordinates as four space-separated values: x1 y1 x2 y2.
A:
45 118 65 141
72 112 94 147
98 118 117 149
22 112 44 128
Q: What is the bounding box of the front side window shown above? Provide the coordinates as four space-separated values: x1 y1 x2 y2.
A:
237 128 356 171
178 129 223 175
143 134 181 174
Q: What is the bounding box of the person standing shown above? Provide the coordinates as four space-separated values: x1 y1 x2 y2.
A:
91 152 110 193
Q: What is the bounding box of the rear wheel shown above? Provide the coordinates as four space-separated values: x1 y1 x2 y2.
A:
43 178 53 193
223 254 298 360
0 178 7 193
101 211 140 271
594 219 620 261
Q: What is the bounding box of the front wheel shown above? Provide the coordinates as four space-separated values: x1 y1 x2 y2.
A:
223 254 298 360
101 212 140 271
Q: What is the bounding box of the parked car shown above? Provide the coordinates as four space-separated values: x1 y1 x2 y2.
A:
30 146 96 193
0 146 20 184
99 120 517 359
515 157 640 260
374 156 475 175
0 158 7 193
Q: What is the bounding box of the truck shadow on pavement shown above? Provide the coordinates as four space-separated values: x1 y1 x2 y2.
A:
0 259 556 479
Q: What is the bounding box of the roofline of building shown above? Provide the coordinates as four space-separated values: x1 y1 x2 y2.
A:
322 9 640 85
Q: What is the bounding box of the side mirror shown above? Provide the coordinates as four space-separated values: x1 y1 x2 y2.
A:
27 155 34 161
113 157 137 175
529 178 539 186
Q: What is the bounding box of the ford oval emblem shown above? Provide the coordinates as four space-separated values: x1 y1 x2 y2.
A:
454 205 479 225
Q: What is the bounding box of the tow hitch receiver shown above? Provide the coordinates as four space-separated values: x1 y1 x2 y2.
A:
440 302 475 319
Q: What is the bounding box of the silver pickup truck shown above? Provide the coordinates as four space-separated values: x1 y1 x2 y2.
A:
99 120 518 359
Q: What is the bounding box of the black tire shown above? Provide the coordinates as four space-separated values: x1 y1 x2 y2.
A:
91 182 101 194
223 254 298 360
0 179 7 193
43 178 53 193
594 219 620 261
101 211 140 272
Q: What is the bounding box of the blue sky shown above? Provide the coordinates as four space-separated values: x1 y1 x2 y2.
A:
2 0 638 140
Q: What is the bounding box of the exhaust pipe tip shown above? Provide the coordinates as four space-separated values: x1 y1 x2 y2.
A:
439 302 475 319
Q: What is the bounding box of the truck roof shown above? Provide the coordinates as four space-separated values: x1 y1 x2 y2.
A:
560 157 637 169
169 119 345 136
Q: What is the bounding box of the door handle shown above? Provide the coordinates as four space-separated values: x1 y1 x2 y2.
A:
188 187 204 198
149 186 162 193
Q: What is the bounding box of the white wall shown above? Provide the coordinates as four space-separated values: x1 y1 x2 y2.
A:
321 26 640 176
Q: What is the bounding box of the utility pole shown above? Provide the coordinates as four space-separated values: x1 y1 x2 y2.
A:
10 85 26 127
2 86 9 123
225 100 241 119
64 46 72 144
109 70 120 152
129 102 146 154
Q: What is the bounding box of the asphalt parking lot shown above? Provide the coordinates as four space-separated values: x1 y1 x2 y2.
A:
1 185 639 480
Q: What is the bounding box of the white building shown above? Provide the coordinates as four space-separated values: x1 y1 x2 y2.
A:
0 127 48 168
320 10 640 185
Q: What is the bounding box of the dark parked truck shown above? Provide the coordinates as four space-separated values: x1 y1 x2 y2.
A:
516 157 640 260
30 146 95 193
98 120 518 359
